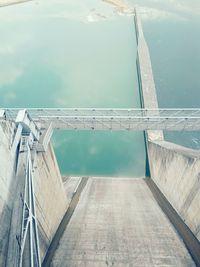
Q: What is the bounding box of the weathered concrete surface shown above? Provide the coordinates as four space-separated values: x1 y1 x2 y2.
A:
43 177 89 267
63 177 82 203
33 143 68 260
50 178 194 267
149 141 200 242
135 10 164 142
0 122 16 267
0 121 68 264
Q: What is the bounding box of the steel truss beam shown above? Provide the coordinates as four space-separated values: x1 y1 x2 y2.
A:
1 108 200 131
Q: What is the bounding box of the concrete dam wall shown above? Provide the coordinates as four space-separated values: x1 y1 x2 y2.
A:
0 5 199 267
33 143 68 259
0 122 16 267
135 9 200 264
0 119 199 266
0 122 68 265
149 140 200 242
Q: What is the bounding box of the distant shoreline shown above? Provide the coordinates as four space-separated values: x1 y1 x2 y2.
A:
102 0 134 14
0 0 32 8
102 0 128 9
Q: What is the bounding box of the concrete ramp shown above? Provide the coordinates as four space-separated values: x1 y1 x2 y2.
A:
49 178 195 267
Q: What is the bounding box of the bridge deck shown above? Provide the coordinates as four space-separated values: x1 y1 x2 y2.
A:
50 178 194 267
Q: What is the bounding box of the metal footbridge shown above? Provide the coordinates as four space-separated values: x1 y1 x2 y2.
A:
1 107 200 152
2 108 200 130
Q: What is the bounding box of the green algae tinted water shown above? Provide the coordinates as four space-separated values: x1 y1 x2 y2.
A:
0 0 146 177
128 0 200 149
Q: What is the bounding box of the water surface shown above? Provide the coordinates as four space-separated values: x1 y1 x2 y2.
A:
0 0 146 177
128 0 200 149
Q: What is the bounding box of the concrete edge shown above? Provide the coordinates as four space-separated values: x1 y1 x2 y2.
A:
149 140 200 159
135 8 200 155
134 8 164 142
42 177 89 267
146 178 200 266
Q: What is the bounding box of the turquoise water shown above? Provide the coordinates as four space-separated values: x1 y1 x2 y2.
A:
128 0 200 149
2 0 198 176
0 0 146 177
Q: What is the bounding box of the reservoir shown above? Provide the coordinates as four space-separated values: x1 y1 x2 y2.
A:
0 2 200 266
127 0 200 149
1 0 199 176
0 0 146 177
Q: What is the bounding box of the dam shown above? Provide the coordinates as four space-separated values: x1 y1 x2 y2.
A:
0 1 200 266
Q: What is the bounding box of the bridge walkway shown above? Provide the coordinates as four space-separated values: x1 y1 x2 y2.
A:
48 178 195 267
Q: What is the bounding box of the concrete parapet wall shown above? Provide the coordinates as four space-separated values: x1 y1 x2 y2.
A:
148 140 200 242
134 10 163 142
34 144 68 261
